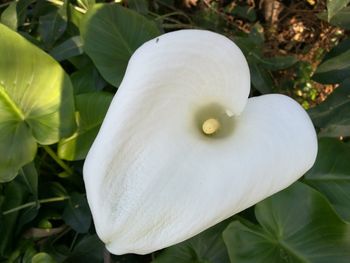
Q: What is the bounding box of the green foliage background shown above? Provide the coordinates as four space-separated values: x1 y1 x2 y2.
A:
0 0 349 262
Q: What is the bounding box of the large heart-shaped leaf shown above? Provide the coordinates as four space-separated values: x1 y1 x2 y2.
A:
0 24 76 182
81 3 161 87
304 138 350 221
223 182 350 263
58 92 113 161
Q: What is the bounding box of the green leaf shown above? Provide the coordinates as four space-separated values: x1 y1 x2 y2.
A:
31 252 55 263
318 7 350 29
0 181 25 257
15 164 39 234
223 182 350 263
66 3 84 36
68 54 92 70
257 56 298 71
17 0 34 26
81 3 161 86
1 2 18 30
20 240 37 263
313 38 350 84
38 1 68 49
128 0 149 14
230 5 256 22
62 192 91 233
19 163 38 198
1 0 34 30
0 120 36 182
50 36 83 61
21 241 37 263
0 24 76 182
327 0 350 21
58 92 113 161
70 65 105 95
304 138 350 221
234 25 264 56
65 234 104 263
308 78 350 137
153 221 230 263
249 61 274 94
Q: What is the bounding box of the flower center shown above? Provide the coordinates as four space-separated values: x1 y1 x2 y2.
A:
202 118 220 135
194 103 235 139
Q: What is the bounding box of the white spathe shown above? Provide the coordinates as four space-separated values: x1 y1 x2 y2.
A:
83 30 318 255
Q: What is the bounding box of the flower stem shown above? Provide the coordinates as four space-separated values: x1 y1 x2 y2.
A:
43 145 73 176
2 196 69 215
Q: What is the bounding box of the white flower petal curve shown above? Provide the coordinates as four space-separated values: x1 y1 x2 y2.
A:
83 30 317 255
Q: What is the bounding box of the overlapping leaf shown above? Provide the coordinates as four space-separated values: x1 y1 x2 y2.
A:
223 182 350 263
58 92 113 161
81 3 161 86
153 221 230 263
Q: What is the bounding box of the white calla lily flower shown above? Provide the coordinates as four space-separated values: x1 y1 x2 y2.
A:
83 30 318 255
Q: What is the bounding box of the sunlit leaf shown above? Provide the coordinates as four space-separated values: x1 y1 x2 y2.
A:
0 24 76 182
